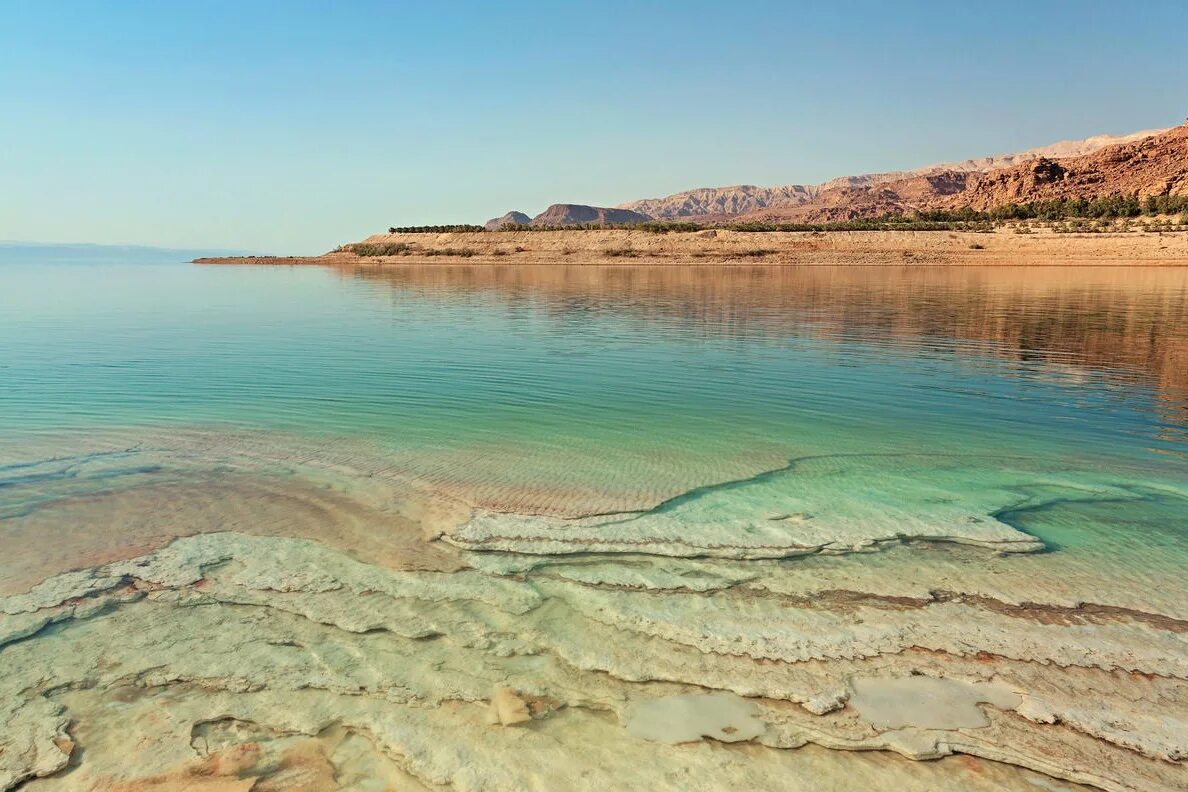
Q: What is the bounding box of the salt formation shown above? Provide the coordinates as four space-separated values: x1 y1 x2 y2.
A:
1 431 1186 791
626 693 766 744
487 687 533 726
848 677 1021 730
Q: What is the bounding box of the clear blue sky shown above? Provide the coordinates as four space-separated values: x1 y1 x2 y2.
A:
1 1 1185 253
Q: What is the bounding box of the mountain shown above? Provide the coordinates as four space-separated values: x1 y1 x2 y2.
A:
484 211 532 231
527 204 652 227
734 122 1188 222
936 124 1188 210
618 127 1171 221
0 241 256 264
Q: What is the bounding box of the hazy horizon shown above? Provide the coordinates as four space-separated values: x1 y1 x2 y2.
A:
2 1 1185 253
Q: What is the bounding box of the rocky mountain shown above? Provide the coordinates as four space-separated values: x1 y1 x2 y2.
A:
483 204 652 228
484 211 532 231
938 124 1188 210
484 204 652 228
734 122 1188 222
530 204 652 227
618 127 1170 220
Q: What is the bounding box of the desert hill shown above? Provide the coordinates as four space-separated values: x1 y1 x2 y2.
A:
484 211 531 231
485 204 651 229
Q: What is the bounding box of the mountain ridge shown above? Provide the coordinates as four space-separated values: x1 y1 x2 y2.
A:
617 127 1171 221
485 204 651 229
736 122 1188 223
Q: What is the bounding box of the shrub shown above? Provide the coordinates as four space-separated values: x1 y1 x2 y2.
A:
387 225 485 233
638 221 702 233
422 248 477 257
351 242 413 256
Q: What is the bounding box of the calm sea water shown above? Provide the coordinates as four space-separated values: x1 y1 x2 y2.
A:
2 258 1187 573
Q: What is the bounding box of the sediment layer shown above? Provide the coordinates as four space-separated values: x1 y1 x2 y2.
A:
2 430 1186 791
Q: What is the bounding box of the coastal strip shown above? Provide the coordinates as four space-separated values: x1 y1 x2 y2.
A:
195 227 1188 267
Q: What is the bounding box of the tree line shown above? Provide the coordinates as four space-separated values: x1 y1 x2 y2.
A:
387 225 486 233
915 194 1188 222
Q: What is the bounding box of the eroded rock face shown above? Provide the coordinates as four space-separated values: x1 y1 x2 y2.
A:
617 126 1175 221
1 431 1186 791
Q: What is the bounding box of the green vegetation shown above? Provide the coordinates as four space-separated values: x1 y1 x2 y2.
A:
1143 195 1188 216
720 218 995 232
388 225 486 233
351 242 413 256
917 196 1144 222
422 248 477 257
636 221 703 233
350 242 478 257
914 194 1188 223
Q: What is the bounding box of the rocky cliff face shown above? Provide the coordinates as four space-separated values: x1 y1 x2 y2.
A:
617 126 1174 221
713 123 1188 223
939 124 1188 210
623 185 821 220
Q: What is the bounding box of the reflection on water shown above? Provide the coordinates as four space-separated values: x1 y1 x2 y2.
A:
3 259 1188 792
3 261 1187 513
339 263 1188 425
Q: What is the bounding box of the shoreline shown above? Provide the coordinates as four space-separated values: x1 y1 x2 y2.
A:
195 227 1188 267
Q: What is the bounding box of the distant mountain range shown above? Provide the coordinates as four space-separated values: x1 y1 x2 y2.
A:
483 122 1188 227
0 241 256 263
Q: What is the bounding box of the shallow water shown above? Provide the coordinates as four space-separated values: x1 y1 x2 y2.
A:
1 258 1186 790
4 261 1186 540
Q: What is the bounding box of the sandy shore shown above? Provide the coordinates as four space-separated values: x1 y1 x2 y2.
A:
196 227 1188 267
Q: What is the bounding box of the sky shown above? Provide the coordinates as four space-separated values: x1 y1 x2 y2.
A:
1 1 1185 254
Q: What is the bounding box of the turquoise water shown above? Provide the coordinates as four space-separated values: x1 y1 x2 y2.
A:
2 258 1187 560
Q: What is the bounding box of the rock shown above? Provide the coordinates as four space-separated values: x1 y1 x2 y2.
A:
487 687 532 726
802 690 848 716
615 124 1178 222
530 204 651 227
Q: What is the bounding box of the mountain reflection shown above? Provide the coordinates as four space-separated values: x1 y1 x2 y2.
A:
336 263 1188 427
